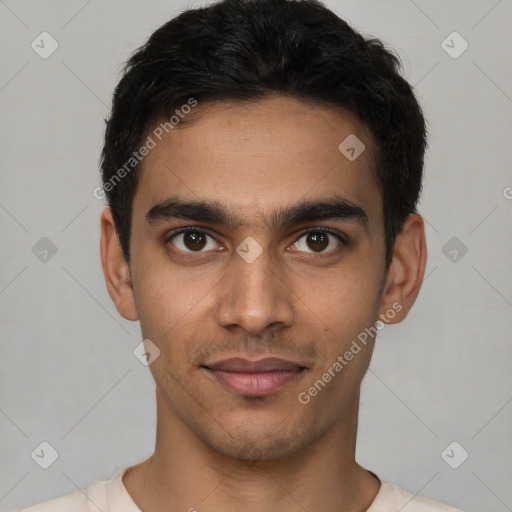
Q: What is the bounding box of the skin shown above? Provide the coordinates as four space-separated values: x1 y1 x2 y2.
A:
100 94 426 512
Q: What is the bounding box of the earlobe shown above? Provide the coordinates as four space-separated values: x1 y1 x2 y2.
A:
378 213 427 325
100 207 139 321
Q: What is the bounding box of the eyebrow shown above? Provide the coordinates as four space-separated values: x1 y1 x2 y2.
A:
145 195 369 233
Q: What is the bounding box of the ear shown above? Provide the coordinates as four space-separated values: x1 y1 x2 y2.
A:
378 213 427 324
100 207 139 321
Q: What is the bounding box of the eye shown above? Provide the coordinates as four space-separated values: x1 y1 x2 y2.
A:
289 228 346 254
166 228 219 253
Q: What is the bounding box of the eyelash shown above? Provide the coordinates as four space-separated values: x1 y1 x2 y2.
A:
164 226 347 256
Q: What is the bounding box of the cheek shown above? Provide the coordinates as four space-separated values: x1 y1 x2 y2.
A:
132 243 192 318
295 263 379 332
132 262 211 365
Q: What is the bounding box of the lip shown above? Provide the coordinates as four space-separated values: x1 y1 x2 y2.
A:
202 356 307 396
205 357 306 372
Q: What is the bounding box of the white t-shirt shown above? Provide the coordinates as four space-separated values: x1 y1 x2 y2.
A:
17 467 464 512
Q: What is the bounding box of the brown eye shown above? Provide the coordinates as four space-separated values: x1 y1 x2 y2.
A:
306 232 329 252
168 229 217 253
183 231 207 251
290 228 344 254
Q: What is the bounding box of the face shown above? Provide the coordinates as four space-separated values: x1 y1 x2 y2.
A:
111 95 400 461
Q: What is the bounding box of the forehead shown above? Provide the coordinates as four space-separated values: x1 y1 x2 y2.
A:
133 95 382 231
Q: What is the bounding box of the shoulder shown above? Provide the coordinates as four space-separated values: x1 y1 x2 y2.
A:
18 489 89 512
17 469 120 512
369 480 465 512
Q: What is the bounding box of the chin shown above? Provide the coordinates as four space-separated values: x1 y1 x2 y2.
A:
212 436 300 462
199 417 320 462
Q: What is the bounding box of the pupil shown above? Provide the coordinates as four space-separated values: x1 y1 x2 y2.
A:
185 232 206 251
308 232 328 251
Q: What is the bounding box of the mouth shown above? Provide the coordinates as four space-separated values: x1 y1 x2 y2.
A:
201 357 308 396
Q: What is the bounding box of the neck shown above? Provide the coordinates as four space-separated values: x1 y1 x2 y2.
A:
123 387 380 512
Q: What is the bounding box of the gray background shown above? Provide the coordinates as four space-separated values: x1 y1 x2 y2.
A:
1 0 511 511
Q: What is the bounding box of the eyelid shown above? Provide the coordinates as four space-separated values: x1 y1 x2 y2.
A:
165 226 219 249
165 226 212 242
292 227 348 246
288 227 347 256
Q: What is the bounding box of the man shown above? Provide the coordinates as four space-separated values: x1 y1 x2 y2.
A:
21 0 464 510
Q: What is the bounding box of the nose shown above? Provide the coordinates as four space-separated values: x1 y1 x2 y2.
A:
214 245 295 336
